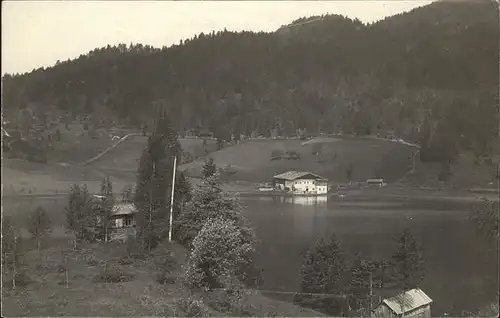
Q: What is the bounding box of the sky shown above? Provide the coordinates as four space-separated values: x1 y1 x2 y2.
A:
2 1 433 75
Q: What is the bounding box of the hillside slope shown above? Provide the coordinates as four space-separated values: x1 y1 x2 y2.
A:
180 137 416 184
2 0 497 156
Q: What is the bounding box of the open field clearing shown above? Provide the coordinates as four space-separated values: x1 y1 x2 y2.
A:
3 136 218 196
180 137 416 184
85 136 217 176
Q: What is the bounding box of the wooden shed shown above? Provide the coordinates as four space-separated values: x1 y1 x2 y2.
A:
373 288 432 318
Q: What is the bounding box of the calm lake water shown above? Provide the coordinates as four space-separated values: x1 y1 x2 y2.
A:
241 195 499 316
3 195 497 316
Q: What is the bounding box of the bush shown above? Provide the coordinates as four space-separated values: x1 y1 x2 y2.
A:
87 256 98 266
175 297 209 317
93 267 134 283
117 255 134 265
207 288 256 316
156 272 177 285
206 289 233 313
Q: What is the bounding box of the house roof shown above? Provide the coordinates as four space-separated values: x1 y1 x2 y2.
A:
381 288 432 315
273 171 327 181
111 203 137 216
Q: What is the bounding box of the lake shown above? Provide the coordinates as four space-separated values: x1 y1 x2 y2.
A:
3 194 497 316
241 195 499 316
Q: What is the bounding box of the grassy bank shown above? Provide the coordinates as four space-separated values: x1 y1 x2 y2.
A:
1 234 323 317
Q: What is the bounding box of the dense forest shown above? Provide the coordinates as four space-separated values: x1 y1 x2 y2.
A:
2 0 498 163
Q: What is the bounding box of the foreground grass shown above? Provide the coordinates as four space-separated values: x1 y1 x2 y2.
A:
2 236 323 317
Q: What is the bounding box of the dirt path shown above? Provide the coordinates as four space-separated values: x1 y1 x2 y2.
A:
82 133 140 166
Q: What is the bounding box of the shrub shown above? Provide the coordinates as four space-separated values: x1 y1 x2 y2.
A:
87 256 98 266
93 266 134 283
118 255 134 265
156 272 177 285
207 287 256 316
175 297 209 317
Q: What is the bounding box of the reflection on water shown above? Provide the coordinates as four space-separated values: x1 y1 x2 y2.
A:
260 195 328 206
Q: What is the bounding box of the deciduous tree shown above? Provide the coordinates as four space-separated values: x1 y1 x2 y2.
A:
185 217 255 290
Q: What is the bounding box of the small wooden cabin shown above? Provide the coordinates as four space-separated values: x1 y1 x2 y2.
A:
373 288 432 318
95 196 138 242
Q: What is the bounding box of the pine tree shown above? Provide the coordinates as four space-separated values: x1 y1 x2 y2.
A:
2 216 16 265
135 148 155 251
134 110 181 251
2 217 24 290
390 229 426 316
202 157 217 179
121 185 134 203
27 205 51 251
173 171 192 223
296 234 347 316
65 184 98 243
348 253 378 315
470 198 499 243
391 229 425 290
99 176 114 243
175 172 251 248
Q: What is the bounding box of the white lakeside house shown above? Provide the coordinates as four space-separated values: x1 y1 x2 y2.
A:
273 171 328 195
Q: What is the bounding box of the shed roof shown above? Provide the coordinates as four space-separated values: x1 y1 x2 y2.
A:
381 288 432 315
273 171 326 181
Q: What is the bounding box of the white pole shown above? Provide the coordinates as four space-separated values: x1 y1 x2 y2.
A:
168 156 177 242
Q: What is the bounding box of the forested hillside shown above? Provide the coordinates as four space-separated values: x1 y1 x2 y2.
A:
2 0 498 164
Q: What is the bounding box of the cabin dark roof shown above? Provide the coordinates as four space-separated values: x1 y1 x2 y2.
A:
273 171 327 181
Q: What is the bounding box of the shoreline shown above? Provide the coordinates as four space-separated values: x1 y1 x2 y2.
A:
2 184 497 203
223 185 498 202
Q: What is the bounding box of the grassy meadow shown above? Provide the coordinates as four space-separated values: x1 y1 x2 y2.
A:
180 137 417 184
